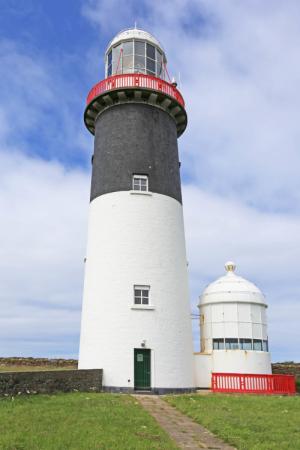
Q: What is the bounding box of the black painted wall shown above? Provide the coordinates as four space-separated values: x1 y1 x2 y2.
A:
91 103 182 203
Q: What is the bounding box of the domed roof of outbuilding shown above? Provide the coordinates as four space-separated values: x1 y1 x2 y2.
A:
106 28 165 56
199 262 267 307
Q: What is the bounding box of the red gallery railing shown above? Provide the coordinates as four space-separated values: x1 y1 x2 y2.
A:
212 373 296 395
86 74 185 107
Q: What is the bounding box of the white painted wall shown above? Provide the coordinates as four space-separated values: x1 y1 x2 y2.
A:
194 353 212 388
194 350 271 388
212 350 272 375
79 191 194 389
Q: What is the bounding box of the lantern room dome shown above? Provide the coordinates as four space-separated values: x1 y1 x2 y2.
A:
199 262 267 307
106 28 165 55
105 28 167 79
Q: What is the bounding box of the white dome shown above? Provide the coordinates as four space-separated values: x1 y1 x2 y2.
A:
199 262 267 306
106 28 165 57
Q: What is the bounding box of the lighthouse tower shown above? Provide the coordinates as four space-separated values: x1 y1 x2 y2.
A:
79 28 194 393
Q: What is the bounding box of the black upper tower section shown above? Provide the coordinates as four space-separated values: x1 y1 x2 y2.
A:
91 103 182 203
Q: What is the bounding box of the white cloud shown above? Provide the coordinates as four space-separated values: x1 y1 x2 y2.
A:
0 151 89 358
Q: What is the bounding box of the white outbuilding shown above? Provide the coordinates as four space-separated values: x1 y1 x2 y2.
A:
194 262 272 388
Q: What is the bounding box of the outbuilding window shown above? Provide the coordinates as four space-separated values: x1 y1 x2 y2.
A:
213 338 225 350
253 339 263 351
225 338 239 350
262 340 269 352
239 339 252 350
134 285 150 305
132 174 148 191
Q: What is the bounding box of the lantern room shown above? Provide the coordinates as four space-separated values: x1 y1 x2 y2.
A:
105 28 167 79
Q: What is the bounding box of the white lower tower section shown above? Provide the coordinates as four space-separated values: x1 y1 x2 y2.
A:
79 190 194 390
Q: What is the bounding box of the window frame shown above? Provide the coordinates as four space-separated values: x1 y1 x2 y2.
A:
132 174 149 192
134 285 150 306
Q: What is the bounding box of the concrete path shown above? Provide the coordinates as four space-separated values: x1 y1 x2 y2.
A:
134 395 236 450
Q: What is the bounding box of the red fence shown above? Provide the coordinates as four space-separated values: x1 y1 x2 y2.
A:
212 373 296 395
86 74 185 107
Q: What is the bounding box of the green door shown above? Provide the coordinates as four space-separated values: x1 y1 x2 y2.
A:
134 349 151 390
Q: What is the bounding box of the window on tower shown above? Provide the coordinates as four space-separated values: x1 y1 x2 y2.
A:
134 286 150 305
132 174 148 191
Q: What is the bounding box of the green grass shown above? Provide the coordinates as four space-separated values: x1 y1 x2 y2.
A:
165 393 300 450
0 393 178 450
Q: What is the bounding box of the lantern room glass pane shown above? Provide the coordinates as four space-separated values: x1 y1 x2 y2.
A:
134 54 145 71
146 43 155 59
146 58 155 73
108 50 112 65
112 44 122 62
123 41 133 55
135 41 145 56
123 55 133 71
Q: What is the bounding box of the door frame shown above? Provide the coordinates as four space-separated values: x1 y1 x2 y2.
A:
134 348 151 390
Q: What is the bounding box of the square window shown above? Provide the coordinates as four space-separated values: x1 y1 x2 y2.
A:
134 285 150 305
132 175 149 192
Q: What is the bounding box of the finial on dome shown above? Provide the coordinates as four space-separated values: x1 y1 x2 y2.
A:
225 261 236 272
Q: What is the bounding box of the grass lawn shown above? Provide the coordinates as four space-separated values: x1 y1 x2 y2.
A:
0 393 178 450
166 393 300 450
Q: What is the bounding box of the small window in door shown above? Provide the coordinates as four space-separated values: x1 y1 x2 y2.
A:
134 285 150 305
132 174 148 192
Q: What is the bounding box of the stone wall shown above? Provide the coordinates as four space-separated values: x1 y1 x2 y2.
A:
0 369 102 396
0 357 77 369
272 362 300 379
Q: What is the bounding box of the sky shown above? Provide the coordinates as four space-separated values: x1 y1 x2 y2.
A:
0 0 299 362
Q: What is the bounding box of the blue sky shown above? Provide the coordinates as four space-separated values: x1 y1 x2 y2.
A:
0 0 299 362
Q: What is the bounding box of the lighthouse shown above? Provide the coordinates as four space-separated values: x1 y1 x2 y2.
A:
79 28 195 393
194 262 272 388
